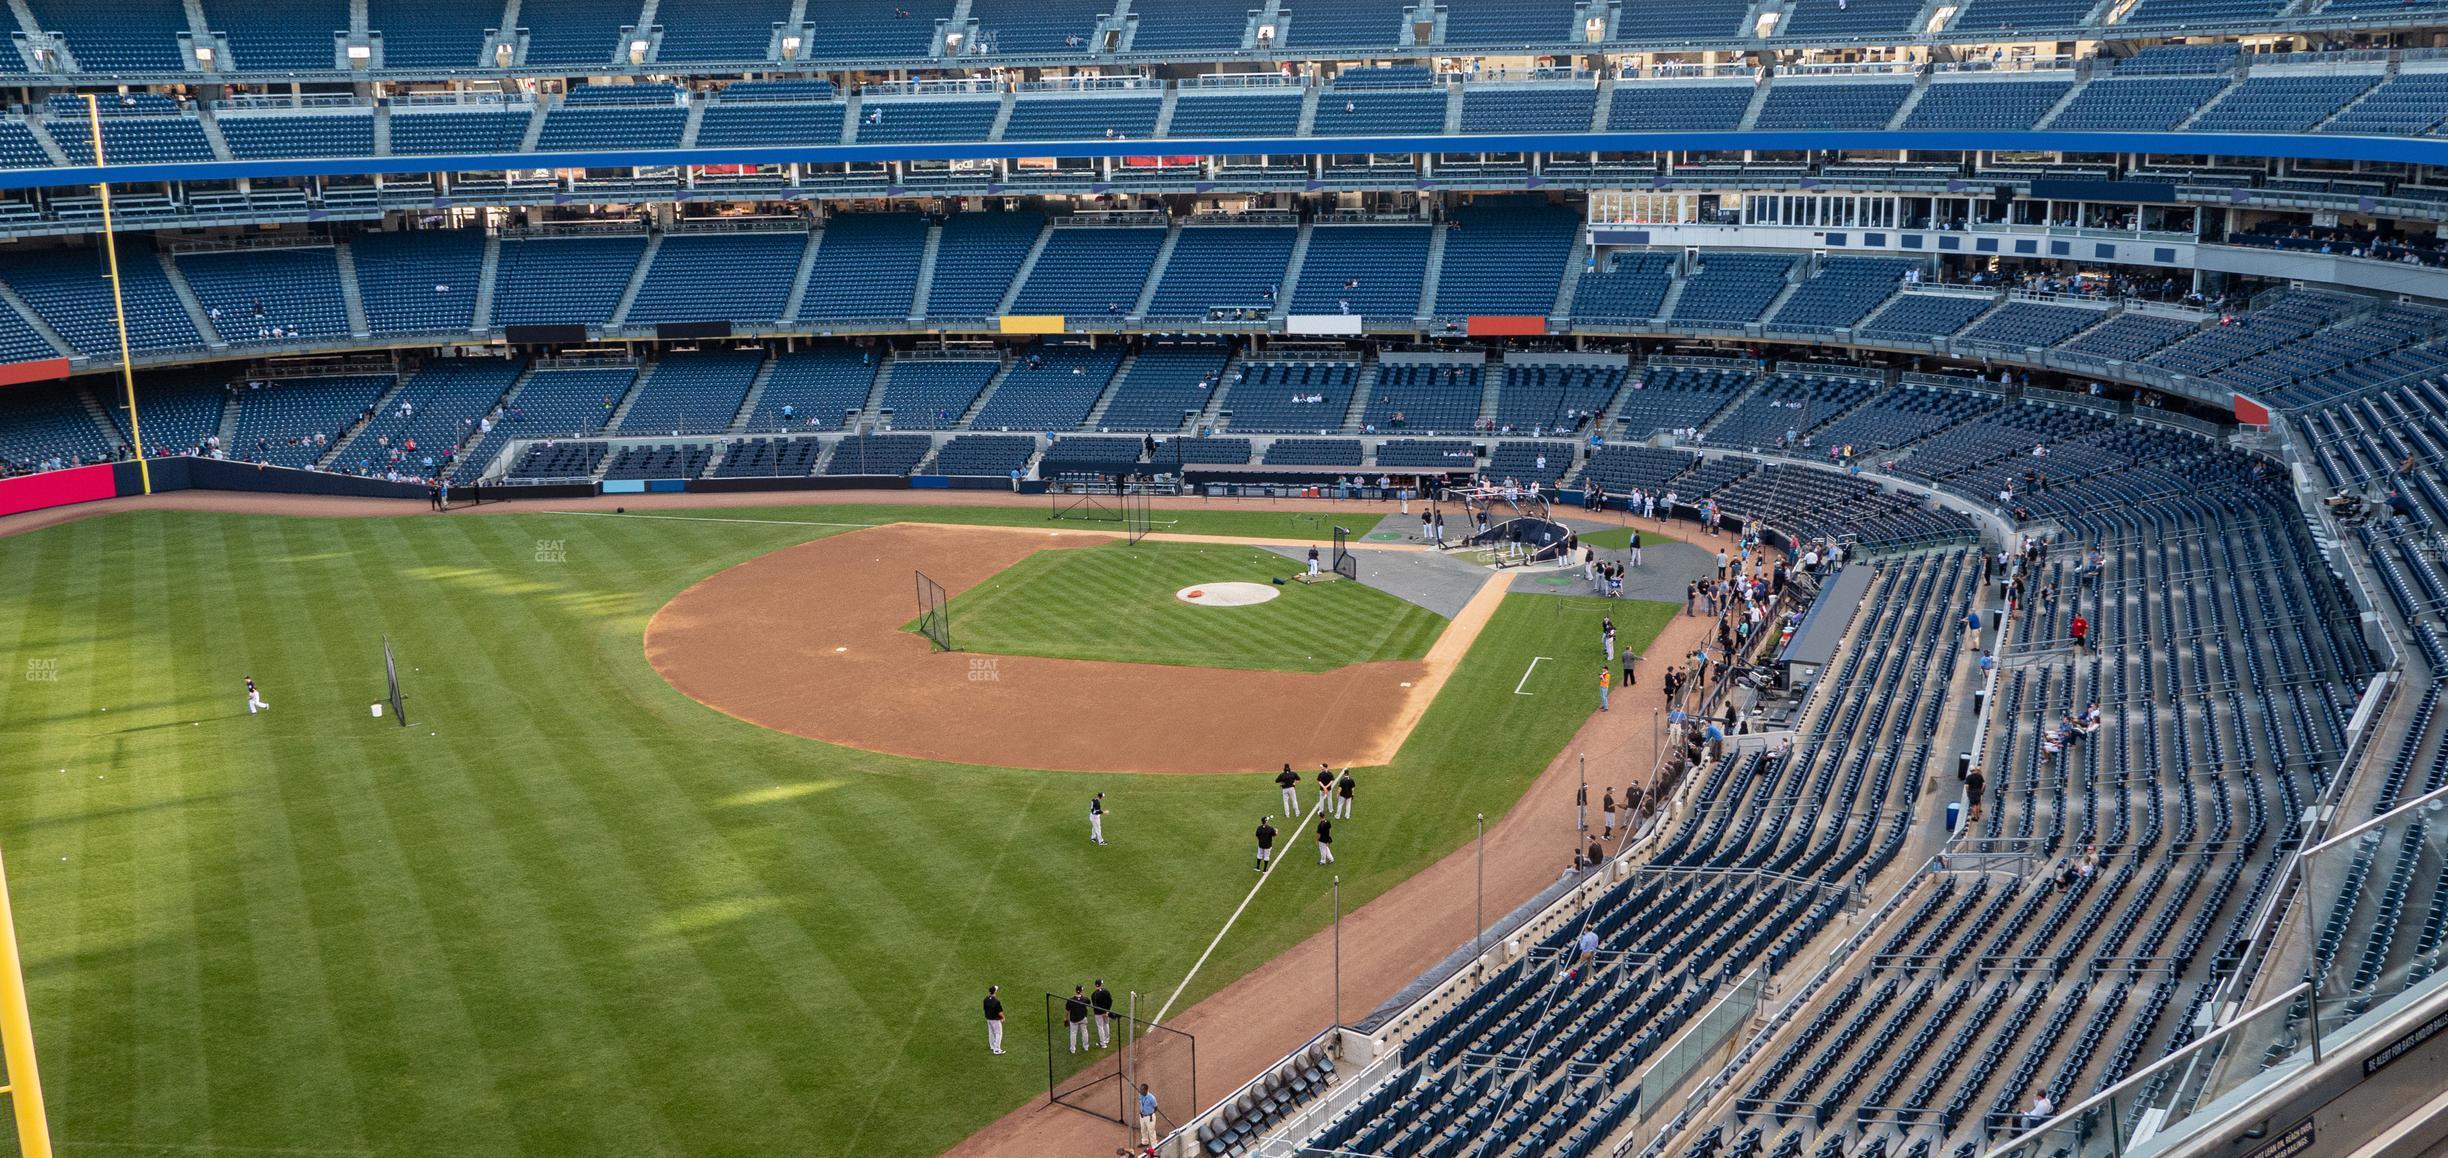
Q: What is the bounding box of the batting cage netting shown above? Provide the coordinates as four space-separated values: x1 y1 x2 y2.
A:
1045 993 1196 1142
1331 526 1359 581
915 570 952 652
1124 487 1154 545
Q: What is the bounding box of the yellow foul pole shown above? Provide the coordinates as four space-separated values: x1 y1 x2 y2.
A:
86 94 149 495
0 847 53 1158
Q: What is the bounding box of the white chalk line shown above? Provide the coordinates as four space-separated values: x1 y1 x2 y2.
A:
1514 655 1551 696
1152 795 1328 1025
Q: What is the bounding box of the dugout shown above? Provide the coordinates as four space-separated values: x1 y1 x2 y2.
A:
1775 563 1876 693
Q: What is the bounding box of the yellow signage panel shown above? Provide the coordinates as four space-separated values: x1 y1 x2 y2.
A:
998 315 1066 334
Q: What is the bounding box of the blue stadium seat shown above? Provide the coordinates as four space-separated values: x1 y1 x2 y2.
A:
799 214 927 323
231 374 392 467
1291 225 1431 323
1008 227 1167 316
696 99 848 147
972 346 1124 430
1572 253 1675 323
491 235 648 327
2319 73 2448 135
1222 359 1360 433
751 349 878 432
206 0 347 71
928 212 1046 318
1277 0 1412 47
1313 88 1450 135
1769 258 1911 331
368 0 498 68
536 95 688 151
625 230 808 326
825 433 935 475
853 99 1001 144
1605 82 1756 130
1146 226 1295 320
0 245 202 356
929 433 1038 476
351 230 484 336
1459 86 1596 134
216 112 374 158
2190 75 2378 133
1858 293 1997 341
2045 77 2230 131
1904 79 2074 130
27 0 188 72
1753 81 1913 130
1127 5 1252 51
387 109 532 156
1098 344 1231 431
1433 201 1579 318
881 357 999 428
1167 91 1306 137
177 247 351 343
0 384 116 473
1670 252 1795 327
517 0 639 66
1442 0 1581 44
795 0 954 60
617 351 765 435
968 0 1111 54
652 0 791 62
1002 95 1164 141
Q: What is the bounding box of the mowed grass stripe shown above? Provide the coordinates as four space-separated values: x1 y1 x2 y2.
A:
942 541 1447 672
0 511 1676 1158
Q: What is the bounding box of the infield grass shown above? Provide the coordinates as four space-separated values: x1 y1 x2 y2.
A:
930 541 1447 671
0 507 1673 1158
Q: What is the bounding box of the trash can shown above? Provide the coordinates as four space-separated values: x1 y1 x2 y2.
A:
1945 801 1963 832
1957 752 1974 779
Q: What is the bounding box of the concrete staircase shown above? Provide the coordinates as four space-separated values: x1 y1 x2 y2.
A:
472 236 502 332
2033 81 2087 129
993 222 1055 315
1339 358 1378 434
728 354 779 433
679 96 707 146
1476 359 1506 427
1737 77 1773 130
371 104 392 153
910 220 944 320
75 388 122 452
195 111 232 162
1152 85 1180 136
1130 223 1181 319
1591 79 1613 130
1652 268 1690 324
854 355 896 428
1295 86 1322 135
605 235 663 328
1755 263 1807 327
957 356 1018 428
599 363 653 434
989 90 1016 141
1418 222 1450 320
1554 229 1591 317
1886 70 1934 129
157 253 224 348
1272 220 1315 319
335 242 371 337
781 227 823 323
215 387 240 448
1441 85 1463 134
1082 349 1137 429
1696 371 1774 439
518 98 550 151
319 370 416 468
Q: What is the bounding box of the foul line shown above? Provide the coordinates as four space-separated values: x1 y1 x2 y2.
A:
1515 655 1551 696
1153 797 1326 1025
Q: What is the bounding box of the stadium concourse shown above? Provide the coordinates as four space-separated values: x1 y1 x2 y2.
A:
8 0 2448 1156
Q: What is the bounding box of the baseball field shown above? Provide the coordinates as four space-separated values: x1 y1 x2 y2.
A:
0 499 1676 1157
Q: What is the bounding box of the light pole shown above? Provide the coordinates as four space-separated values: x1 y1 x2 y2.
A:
1332 875 1342 1029
1473 813 1486 965
1577 753 1587 837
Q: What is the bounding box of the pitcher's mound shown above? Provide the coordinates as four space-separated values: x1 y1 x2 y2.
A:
1176 582 1281 607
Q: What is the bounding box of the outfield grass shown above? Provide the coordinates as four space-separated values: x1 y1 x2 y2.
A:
1576 523 1684 551
0 508 1672 1158
932 541 1447 671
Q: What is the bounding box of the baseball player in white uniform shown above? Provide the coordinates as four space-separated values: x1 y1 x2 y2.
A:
245 676 269 714
1089 793 1107 845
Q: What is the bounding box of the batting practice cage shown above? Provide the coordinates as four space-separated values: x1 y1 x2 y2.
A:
381 636 408 726
1048 484 1121 522
915 570 952 652
1331 526 1359 581
1044 993 1196 1141
1124 487 1153 545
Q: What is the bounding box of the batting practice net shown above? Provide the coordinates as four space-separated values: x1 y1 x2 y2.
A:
1049 485 1122 523
1045 994 1196 1139
1124 486 1154 545
915 570 952 652
381 636 409 726
1331 526 1359 581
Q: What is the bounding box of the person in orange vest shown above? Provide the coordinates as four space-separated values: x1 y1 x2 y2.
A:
1598 665 1612 712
